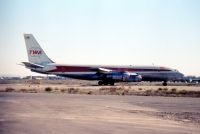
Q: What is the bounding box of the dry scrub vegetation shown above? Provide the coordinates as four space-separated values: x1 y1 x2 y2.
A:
99 87 200 97
1 86 200 97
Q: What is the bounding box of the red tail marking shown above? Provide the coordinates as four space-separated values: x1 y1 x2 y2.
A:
30 50 42 55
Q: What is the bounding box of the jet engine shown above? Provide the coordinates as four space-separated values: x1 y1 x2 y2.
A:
106 71 142 82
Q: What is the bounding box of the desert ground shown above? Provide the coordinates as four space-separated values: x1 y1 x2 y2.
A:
0 79 200 134
0 79 200 97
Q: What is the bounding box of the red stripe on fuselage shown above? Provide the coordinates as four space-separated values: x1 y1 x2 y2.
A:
47 66 172 73
49 66 90 72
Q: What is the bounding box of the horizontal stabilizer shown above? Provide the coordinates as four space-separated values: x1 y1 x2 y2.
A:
22 62 44 68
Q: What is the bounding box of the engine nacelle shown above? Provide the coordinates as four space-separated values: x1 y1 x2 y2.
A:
106 71 142 82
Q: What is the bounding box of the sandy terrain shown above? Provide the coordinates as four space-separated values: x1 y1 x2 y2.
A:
0 80 200 133
1 83 200 91
0 82 200 97
0 93 199 134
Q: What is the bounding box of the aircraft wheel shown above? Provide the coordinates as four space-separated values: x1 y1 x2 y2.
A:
163 81 167 86
98 81 103 86
104 82 109 85
110 81 115 86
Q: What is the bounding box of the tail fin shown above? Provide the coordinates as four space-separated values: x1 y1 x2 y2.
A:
24 34 54 65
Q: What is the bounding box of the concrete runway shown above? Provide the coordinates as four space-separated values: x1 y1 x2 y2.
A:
0 93 199 134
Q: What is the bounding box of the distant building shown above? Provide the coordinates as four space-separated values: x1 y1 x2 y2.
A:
2 77 21 80
22 75 68 80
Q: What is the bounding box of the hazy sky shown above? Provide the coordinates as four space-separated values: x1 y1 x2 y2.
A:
0 0 200 76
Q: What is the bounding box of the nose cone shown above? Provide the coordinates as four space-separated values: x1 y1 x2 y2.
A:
176 72 184 80
178 72 184 77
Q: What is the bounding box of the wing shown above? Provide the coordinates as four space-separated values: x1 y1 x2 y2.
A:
89 67 112 74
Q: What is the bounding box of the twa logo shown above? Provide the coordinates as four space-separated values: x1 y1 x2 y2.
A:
29 50 42 56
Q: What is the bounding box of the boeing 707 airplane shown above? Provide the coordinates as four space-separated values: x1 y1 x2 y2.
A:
21 34 184 86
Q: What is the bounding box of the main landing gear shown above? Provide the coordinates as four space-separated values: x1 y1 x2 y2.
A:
98 81 103 85
98 80 115 86
163 81 167 86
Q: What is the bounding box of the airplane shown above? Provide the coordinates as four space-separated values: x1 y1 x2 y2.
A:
21 34 184 86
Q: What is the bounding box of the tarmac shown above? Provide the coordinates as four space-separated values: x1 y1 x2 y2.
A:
0 92 199 134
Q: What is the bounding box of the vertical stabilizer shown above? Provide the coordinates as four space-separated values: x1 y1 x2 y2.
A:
24 34 54 65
